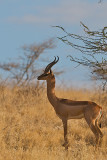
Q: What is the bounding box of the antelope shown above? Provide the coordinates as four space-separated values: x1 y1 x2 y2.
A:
37 56 103 149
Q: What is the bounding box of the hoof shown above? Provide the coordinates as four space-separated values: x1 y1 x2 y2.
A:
62 142 69 150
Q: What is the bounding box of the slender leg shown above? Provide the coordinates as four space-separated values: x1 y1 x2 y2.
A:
85 116 100 146
90 123 99 145
95 120 103 138
62 119 68 150
95 120 103 146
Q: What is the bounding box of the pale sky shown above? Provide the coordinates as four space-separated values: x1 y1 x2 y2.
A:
0 0 107 88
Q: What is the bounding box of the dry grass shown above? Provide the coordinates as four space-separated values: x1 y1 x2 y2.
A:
0 84 107 160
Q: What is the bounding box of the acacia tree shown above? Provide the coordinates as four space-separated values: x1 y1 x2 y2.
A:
0 39 55 86
54 23 107 90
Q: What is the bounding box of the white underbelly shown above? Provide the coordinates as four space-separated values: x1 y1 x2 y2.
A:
68 113 84 119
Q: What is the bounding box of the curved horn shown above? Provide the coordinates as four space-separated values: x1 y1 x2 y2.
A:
44 56 59 73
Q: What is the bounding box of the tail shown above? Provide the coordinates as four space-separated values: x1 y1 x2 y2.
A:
99 108 103 128
96 108 103 128
99 123 101 128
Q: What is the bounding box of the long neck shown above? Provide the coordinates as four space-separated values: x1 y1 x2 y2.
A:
47 75 57 108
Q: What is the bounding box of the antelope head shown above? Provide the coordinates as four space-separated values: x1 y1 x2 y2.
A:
37 56 59 80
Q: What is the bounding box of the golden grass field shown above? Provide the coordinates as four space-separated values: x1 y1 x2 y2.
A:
0 84 107 160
